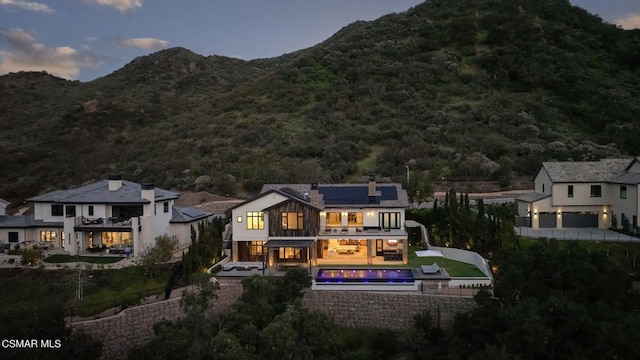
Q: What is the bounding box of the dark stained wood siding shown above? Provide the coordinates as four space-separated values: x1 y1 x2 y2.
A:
267 200 319 237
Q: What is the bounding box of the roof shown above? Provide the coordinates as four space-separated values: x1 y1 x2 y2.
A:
0 198 9 206
261 183 409 208
540 158 634 183
0 214 62 229
170 206 213 223
26 179 179 204
318 184 408 207
264 239 315 248
516 192 551 203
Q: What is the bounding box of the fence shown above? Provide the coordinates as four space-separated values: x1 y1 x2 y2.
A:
420 283 491 297
516 227 640 242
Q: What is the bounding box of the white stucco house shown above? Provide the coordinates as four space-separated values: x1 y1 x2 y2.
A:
516 158 640 231
228 176 410 269
0 175 213 256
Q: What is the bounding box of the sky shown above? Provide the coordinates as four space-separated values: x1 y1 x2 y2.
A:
0 0 639 82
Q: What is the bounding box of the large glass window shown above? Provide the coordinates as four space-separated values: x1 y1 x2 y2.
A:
40 231 57 242
326 212 341 227
568 185 573 198
246 212 264 230
279 247 301 260
102 232 132 247
249 241 264 256
51 204 63 217
620 185 627 199
380 212 401 229
590 185 602 198
282 212 304 230
348 212 363 227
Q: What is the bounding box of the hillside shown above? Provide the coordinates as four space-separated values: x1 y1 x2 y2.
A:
1 0 639 206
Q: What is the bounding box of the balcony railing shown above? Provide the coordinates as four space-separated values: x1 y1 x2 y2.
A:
319 226 405 236
74 217 133 228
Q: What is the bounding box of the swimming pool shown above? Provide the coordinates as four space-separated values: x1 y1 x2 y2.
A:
316 268 414 283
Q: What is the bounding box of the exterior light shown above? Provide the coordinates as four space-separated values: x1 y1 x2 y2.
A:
237 216 242 223
603 210 607 215
534 211 538 216
320 211 326 217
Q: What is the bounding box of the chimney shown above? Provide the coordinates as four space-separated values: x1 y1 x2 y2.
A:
141 183 155 202
310 183 319 205
108 174 122 191
368 175 376 197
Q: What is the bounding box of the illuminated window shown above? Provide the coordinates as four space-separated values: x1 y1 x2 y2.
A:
279 247 301 260
326 212 341 227
246 212 264 230
347 212 363 227
249 241 264 256
282 212 304 230
40 231 57 242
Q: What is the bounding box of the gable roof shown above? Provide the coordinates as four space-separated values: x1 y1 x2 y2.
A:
541 158 634 183
170 206 213 223
27 180 179 204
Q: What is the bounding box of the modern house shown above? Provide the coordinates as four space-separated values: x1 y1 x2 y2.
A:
229 176 410 269
0 175 213 255
516 158 640 231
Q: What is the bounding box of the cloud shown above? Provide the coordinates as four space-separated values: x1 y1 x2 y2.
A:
614 13 640 30
116 37 169 51
0 28 102 80
0 0 54 12
93 0 142 13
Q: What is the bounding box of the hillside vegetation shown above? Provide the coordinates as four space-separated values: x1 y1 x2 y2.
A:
1 0 639 205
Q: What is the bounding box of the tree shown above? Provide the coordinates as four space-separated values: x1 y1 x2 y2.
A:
137 234 177 278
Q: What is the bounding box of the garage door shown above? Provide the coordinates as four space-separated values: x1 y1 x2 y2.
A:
562 213 598 228
539 214 556 228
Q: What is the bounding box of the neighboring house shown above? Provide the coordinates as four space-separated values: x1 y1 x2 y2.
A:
0 197 60 247
12 175 213 256
229 176 410 268
516 158 640 230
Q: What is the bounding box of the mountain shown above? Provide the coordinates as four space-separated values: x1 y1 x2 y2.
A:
1 0 639 207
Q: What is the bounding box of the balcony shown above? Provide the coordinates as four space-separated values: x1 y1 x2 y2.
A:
318 226 405 237
74 217 134 231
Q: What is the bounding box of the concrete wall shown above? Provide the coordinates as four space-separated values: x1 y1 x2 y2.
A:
70 278 476 360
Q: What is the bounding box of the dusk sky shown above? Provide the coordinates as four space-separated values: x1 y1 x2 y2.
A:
1 0 639 82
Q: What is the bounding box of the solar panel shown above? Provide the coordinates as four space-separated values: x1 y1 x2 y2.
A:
319 185 398 205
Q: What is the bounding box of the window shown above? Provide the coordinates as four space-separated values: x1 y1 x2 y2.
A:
51 204 63 217
249 241 264 256
326 212 341 227
542 184 545 193
282 212 304 230
40 231 57 242
568 185 573 198
8 232 18 243
246 212 264 230
347 212 363 227
620 185 627 199
380 212 401 229
88 205 94 216
65 205 76 218
279 247 301 260
590 185 602 198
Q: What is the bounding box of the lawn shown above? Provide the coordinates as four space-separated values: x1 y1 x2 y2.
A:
407 246 487 277
44 254 124 264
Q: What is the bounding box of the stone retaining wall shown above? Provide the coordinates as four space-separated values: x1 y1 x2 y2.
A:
69 279 244 360
71 279 475 359
302 290 475 330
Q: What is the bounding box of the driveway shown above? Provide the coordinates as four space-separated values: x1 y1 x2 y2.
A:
515 227 640 242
